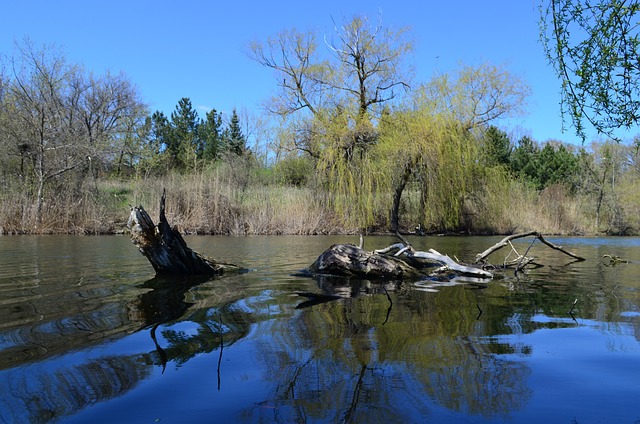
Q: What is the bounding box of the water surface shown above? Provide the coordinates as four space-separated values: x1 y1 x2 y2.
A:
1 235 639 423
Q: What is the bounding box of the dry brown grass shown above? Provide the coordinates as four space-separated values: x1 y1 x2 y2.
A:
1 165 638 236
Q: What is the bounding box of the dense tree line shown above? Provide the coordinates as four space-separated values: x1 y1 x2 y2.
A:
0 11 639 235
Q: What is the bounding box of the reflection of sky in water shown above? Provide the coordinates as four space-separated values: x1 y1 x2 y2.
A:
487 315 640 423
65 337 272 424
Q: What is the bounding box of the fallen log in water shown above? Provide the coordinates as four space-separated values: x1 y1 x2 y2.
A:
307 243 430 279
306 237 493 280
473 231 585 274
127 190 241 276
305 231 587 281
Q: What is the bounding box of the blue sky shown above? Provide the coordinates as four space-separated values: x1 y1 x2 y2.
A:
1 0 634 145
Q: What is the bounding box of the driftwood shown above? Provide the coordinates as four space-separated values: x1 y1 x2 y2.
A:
307 238 493 280
307 243 427 279
306 231 587 281
474 231 585 266
128 190 241 276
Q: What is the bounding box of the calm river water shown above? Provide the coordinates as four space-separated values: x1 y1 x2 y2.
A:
0 235 639 423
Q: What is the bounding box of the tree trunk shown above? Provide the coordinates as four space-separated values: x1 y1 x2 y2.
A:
128 190 241 276
390 164 412 233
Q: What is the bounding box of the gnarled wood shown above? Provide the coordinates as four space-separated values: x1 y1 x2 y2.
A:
306 239 492 280
307 243 431 279
306 231 587 282
410 249 493 278
128 190 241 276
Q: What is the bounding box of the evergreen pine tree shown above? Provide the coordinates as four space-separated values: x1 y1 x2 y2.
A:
223 109 246 156
150 111 169 154
482 125 512 167
168 98 200 169
199 109 223 161
510 135 540 184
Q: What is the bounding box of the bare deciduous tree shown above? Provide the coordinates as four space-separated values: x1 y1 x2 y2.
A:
0 39 146 227
248 14 414 157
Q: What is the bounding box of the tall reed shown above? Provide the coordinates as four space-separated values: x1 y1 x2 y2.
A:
1 162 638 236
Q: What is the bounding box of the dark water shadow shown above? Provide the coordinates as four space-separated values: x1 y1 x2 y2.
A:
133 274 216 372
134 274 214 329
0 273 254 424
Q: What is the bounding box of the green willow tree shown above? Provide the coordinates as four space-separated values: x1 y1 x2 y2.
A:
379 108 477 232
386 64 530 232
540 0 640 139
249 14 414 229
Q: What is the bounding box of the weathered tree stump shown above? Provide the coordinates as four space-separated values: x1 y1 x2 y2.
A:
128 190 241 276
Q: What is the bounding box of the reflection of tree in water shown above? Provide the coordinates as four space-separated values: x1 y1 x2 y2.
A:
155 303 257 369
0 275 255 424
3 355 151 424
243 281 533 422
408 337 531 419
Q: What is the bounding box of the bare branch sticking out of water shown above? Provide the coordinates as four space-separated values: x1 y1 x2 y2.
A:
474 231 585 266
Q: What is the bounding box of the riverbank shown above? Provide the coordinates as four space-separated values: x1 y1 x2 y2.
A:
2 173 633 236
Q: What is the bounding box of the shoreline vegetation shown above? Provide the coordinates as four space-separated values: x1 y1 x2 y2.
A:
2 152 638 237
2 34 639 237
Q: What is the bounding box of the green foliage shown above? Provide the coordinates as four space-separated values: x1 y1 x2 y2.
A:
463 166 521 234
423 122 478 230
274 154 313 187
5 26 640 235
199 109 223 161
145 100 252 173
510 136 539 183
420 63 530 131
249 14 413 163
510 137 578 190
378 107 478 231
166 98 200 170
537 143 578 189
540 0 640 139
482 126 512 168
222 109 246 156
315 111 385 229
